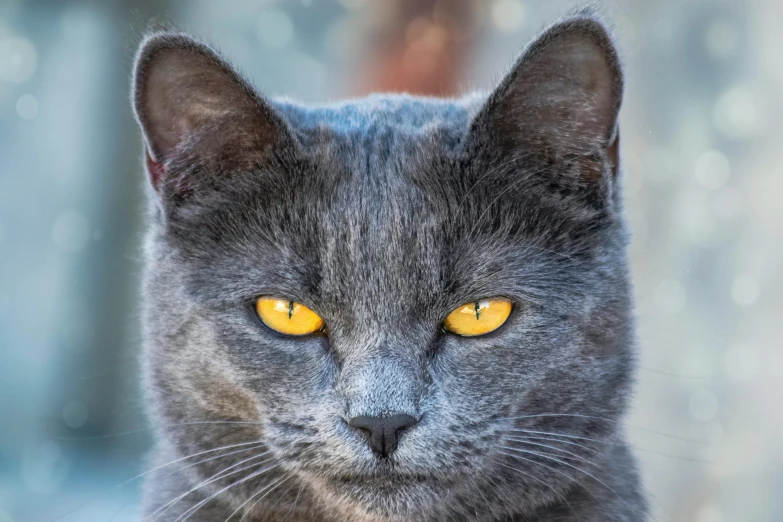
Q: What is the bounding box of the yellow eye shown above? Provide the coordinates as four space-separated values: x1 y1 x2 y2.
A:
442 299 512 337
255 298 324 336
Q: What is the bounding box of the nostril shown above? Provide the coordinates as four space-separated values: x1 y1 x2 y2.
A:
388 414 417 449
352 424 372 437
347 415 376 434
391 413 418 434
348 413 419 458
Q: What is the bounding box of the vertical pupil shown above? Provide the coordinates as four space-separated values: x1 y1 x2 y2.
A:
474 301 480 320
288 301 294 319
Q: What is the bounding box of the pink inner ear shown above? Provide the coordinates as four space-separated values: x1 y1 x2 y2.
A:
146 150 166 190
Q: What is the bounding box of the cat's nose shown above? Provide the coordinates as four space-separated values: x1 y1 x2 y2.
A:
348 413 418 458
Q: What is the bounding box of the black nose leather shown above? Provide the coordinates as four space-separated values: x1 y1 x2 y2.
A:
348 414 418 457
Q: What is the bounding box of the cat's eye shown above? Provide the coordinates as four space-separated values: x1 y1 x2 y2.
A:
255 297 325 336
442 299 512 337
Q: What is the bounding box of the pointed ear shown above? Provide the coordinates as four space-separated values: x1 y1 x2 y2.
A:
132 32 290 191
471 14 623 179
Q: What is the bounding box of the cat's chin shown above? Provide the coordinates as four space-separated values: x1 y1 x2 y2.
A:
306 471 463 520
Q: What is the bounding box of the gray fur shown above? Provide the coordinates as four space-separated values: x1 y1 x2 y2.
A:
132 9 647 522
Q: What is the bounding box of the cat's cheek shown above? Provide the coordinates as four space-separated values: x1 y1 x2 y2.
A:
230 339 331 387
208 317 330 391
427 313 583 412
428 337 519 419
216 309 328 360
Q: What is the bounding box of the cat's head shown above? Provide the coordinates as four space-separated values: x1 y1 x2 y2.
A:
134 11 633 521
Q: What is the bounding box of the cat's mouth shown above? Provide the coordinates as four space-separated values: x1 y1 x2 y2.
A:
296 460 454 486
331 471 434 485
307 468 466 516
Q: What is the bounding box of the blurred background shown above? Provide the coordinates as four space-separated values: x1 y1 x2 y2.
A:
1 0 781 520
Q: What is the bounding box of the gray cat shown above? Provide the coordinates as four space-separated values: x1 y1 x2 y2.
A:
132 8 647 522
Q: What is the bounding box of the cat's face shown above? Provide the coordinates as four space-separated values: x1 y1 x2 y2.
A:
135 14 634 521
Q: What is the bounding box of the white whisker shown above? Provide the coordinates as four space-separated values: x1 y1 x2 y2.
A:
505 437 601 467
280 481 305 522
160 444 268 482
59 420 264 441
149 452 273 521
500 447 649 519
50 439 267 522
259 479 298 522
496 462 582 521
232 473 294 522
498 413 707 444
173 463 281 522
505 430 714 464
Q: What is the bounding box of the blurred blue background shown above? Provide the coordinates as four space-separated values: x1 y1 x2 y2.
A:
1 0 781 521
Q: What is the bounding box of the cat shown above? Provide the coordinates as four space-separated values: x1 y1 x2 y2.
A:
132 8 647 522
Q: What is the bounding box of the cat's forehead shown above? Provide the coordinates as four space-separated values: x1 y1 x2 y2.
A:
272 95 474 240
272 94 480 225
274 93 480 144
311 156 446 313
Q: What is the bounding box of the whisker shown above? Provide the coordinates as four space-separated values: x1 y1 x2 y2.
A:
230 473 294 522
468 472 496 518
49 439 266 522
58 420 264 441
501 447 648 520
506 434 674 522
497 413 707 444
149 453 274 521
260 479 298 522
497 450 598 503
496 462 581 520
131 441 268 488
504 427 614 446
507 431 610 446
160 444 269 482
499 445 589 467
509 433 713 465
280 481 305 522
504 438 601 468
508 433 604 447
148 445 273 520
173 463 281 522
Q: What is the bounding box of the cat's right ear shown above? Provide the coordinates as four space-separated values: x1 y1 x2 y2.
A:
467 13 623 183
132 32 291 194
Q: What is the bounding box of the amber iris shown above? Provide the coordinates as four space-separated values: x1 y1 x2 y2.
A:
255 298 324 336
442 299 513 336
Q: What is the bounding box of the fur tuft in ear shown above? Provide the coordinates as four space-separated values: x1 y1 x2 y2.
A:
472 12 623 180
132 32 289 192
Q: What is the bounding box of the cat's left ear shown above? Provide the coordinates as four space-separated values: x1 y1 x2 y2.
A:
470 13 623 180
132 32 291 192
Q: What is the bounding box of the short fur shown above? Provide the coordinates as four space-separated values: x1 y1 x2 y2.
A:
132 8 647 522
